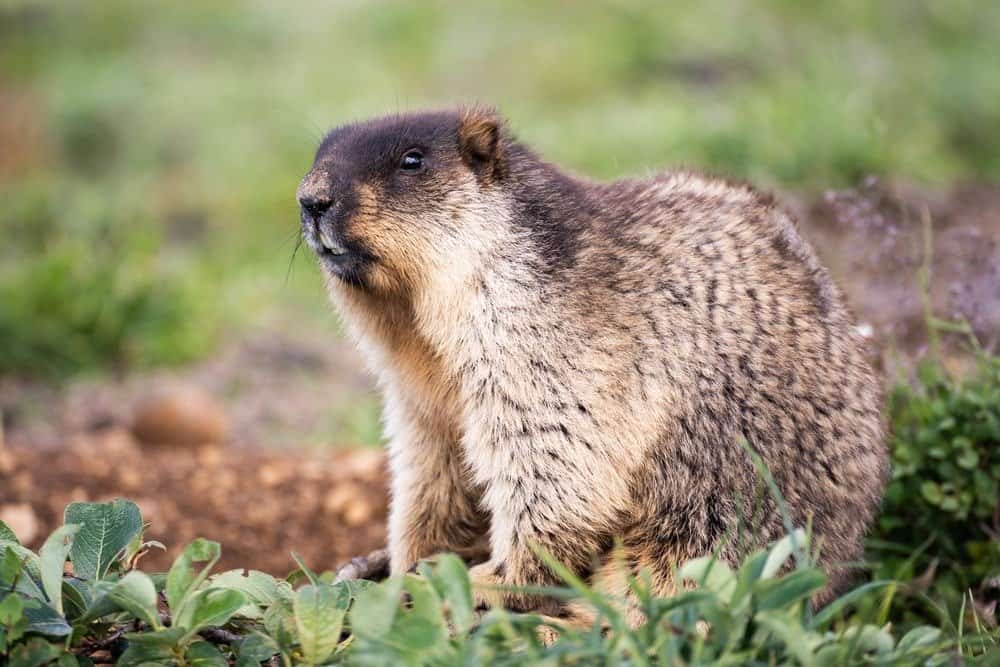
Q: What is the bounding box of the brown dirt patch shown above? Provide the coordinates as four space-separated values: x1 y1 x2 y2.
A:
0 428 388 576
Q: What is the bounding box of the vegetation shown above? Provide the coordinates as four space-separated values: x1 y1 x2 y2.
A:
0 500 991 666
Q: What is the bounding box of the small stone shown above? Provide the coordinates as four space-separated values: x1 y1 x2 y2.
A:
343 497 375 527
132 386 229 448
0 503 39 544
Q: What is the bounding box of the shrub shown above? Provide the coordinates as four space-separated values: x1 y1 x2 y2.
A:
0 185 215 378
2 499 994 666
870 353 1000 627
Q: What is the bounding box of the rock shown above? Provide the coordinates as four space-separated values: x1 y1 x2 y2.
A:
131 386 229 448
0 503 39 544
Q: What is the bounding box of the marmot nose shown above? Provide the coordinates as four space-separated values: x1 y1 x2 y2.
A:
299 195 333 220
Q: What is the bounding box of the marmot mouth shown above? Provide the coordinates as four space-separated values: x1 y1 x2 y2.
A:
318 228 348 256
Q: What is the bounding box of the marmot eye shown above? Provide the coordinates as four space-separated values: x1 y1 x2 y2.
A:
399 150 424 172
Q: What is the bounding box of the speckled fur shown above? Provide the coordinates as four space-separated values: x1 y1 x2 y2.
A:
297 108 888 623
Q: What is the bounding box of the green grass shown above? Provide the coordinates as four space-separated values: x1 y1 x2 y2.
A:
1 0 999 376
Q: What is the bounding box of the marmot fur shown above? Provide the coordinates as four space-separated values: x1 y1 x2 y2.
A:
297 107 888 623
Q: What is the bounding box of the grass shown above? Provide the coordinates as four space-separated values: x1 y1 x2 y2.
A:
1 0 999 377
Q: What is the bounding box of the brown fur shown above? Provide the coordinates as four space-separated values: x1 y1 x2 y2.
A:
297 108 888 626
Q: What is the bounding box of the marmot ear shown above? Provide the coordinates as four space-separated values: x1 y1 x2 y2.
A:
458 107 506 181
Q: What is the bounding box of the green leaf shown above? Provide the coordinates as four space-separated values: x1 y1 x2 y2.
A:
263 597 296 652
0 593 27 645
186 640 228 667
290 552 321 586
756 611 816 667
22 598 72 637
350 576 404 640
956 449 979 470
1 547 24 589
117 632 178 667
678 556 736 601
60 578 92 621
810 580 894 628
209 569 292 618
238 632 279 663
38 524 79 615
175 588 246 642
0 519 19 544
398 575 446 650
424 553 475 634
64 499 142 581
762 528 807 579
294 584 346 666
166 538 221 619
919 481 942 505
76 580 123 624
895 625 942 654
1 543 45 600
56 653 79 667
109 571 160 628
730 549 768 605
7 636 63 667
753 569 827 611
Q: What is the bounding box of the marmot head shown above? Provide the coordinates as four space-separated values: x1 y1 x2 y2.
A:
297 107 510 295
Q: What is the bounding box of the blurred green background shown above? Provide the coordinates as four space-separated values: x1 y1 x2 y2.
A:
1 0 998 378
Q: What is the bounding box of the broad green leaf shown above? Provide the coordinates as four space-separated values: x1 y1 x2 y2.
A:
1 547 23 588
7 636 62 667
108 571 160 628
64 500 142 581
117 635 177 667
263 597 296 652
730 549 768 605
350 575 404 640
123 625 186 648
61 578 92 621
424 553 475 634
238 632 279 663
399 575 446 650
175 588 246 642
118 627 187 666
294 584 346 665
0 593 26 645
186 640 228 667
678 556 736 601
209 569 292 618
76 580 123 624
842 623 895 655
754 569 827 611
810 580 894 628
166 539 222 619
39 524 79 615
761 528 807 579
56 653 79 667
755 611 816 667
1 544 45 600
895 625 942 654
0 520 19 544
22 599 72 637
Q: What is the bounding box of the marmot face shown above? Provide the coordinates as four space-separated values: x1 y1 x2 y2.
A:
296 108 508 295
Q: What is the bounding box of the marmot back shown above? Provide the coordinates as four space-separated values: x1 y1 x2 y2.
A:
297 108 888 624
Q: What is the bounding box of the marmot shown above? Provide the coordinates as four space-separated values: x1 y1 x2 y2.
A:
297 107 888 623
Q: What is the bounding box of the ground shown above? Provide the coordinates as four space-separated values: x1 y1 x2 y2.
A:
1 180 998 576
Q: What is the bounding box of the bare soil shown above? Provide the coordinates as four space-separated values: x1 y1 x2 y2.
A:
1 180 997 575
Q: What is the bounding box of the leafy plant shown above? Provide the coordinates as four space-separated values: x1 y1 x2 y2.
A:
2 497 995 666
870 353 1000 628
